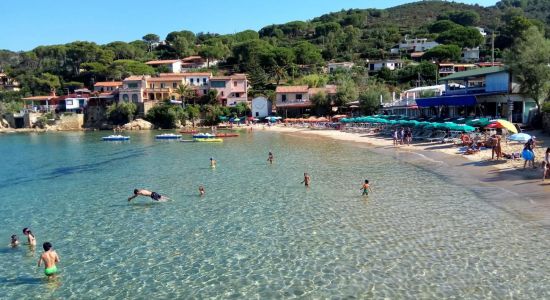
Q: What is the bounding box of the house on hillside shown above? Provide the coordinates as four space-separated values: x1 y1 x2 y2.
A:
327 62 354 73
93 81 122 93
438 63 476 78
367 60 404 73
209 74 248 107
0 72 20 91
159 72 212 97
396 37 439 53
145 59 182 73
181 56 217 70
275 85 337 117
462 47 480 62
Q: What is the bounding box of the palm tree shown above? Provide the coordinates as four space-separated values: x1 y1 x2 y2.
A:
174 84 194 108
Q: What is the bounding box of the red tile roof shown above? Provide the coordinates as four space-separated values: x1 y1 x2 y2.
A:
94 81 122 87
147 77 184 82
145 59 181 65
124 75 149 81
181 56 204 62
276 86 309 93
159 72 212 77
22 95 55 101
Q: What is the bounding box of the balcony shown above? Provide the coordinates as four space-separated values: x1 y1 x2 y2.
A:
276 99 312 108
146 88 171 93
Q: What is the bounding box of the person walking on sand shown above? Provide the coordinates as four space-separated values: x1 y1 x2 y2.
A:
267 151 274 164
22 228 36 247
38 242 60 278
128 189 168 202
393 129 399 146
361 180 373 196
301 173 310 187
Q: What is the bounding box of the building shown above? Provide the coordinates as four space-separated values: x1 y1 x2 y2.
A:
181 56 217 70
20 95 58 112
367 60 404 73
413 66 537 123
119 76 149 103
0 72 20 91
93 81 122 93
251 96 272 118
159 72 211 97
327 62 354 73
398 37 439 53
145 59 182 73
275 85 337 117
209 74 248 107
462 47 480 62
438 63 476 78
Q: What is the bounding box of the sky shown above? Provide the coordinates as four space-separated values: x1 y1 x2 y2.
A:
0 0 497 51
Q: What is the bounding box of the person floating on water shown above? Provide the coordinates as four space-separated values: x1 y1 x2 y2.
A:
361 180 373 196
38 242 60 278
22 228 36 246
128 189 168 202
10 235 19 247
267 151 274 164
301 173 310 187
210 157 217 168
199 185 205 197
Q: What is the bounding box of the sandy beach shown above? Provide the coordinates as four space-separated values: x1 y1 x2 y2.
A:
262 124 550 226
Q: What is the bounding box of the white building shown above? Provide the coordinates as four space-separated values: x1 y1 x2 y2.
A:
145 59 182 73
398 37 439 52
327 62 354 73
251 96 272 118
462 47 480 62
367 60 404 72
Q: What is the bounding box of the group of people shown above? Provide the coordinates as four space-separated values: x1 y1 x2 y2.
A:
8 228 60 278
393 127 412 146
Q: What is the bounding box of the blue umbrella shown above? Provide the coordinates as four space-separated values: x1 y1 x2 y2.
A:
508 133 531 142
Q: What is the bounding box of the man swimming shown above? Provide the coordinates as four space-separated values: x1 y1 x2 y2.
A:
361 180 373 196
128 189 168 202
38 242 60 278
301 173 310 187
267 151 274 164
22 228 36 246
210 157 217 168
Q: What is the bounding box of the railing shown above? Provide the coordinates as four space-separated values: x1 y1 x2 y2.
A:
146 88 171 93
276 100 312 106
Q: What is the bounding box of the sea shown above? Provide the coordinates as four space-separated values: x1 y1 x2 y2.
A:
0 130 548 299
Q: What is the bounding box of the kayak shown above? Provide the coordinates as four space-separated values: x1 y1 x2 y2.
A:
215 133 239 137
194 138 223 143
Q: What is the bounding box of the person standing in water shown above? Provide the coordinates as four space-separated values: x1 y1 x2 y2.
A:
38 242 60 278
128 189 168 202
361 180 373 196
22 228 36 247
10 235 19 247
210 157 217 168
267 151 274 164
301 173 311 187
199 185 205 197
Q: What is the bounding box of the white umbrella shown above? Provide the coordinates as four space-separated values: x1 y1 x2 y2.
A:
508 133 531 142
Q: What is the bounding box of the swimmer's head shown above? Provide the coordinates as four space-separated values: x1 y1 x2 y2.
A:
22 228 30 235
133 189 139 195
210 157 213 160
43 242 52 251
365 180 369 184
11 235 17 241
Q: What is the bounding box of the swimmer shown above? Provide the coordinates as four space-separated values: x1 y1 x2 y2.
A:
22 228 36 246
301 173 310 187
10 235 19 247
128 189 168 202
210 157 217 168
199 185 205 197
267 151 274 164
361 180 373 196
38 242 60 278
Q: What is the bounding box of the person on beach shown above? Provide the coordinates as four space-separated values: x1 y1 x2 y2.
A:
301 173 310 187
523 137 536 169
543 147 550 182
38 242 60 278
210 157 217 168
393 129 399 146
361 180 373 196
128 189 168 202
267 151 274 164
10 235 19 247
405 127 412 146
22 228 36 246
199 185 205 197
399 127 405 145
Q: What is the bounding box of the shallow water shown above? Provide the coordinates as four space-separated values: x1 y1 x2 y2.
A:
0 130 549 299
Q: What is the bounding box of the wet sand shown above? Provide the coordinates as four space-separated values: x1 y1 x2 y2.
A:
262 125 550 227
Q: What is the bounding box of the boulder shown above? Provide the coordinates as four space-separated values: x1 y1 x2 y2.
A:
122 119 154 130
0 118 9 128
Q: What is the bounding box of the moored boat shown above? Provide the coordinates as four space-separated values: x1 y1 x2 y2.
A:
194 138 223 142
155 133 182 140
215 133 239 137
102 135 130 141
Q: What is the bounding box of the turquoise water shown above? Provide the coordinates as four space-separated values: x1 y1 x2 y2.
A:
0 130 549 299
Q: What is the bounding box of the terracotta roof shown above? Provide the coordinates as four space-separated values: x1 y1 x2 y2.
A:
94 81 122 87
159 72 211 77
411 52 424 58
147 77 184 82
124 75 149 81
211 74 247 80
145 59 180 65
276 85 309 93
22 95 55 101
182 56 204 62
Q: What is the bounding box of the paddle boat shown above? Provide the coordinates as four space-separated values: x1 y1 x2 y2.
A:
179 129 199 134
155 133 182 140
215 133 239 137
193 133 216 138
194 138 223 143
102 135 130 141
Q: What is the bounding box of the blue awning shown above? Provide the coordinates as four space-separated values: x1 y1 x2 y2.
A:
415 95 477 107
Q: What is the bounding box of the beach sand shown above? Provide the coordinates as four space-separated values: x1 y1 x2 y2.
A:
260 124 550 226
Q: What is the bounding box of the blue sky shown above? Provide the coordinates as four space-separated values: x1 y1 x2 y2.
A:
1 0 497 51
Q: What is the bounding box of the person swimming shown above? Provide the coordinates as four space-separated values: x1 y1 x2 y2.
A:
361 180 372 196
210 157 217 168
128 189 168 202
22 228 36 246
10 235 19 247
301 173 310 187
38 242 60 278
199 185 205 197
267 151 274 164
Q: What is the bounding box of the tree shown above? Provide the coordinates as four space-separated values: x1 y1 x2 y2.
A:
106 102 137 125
505 26 550 114
436 27 484 48
310 91 330 115
202 104 223 125
198 40 228 67
142 34 160 52
146 103 186 129
234 30 259 42
359 80 390 115
185 104 201 127
174 84 194 108
423 45 462 61
297 74 329 88
438 11 480 26
428 20 461 33
293 41 323 66
334 75 358 106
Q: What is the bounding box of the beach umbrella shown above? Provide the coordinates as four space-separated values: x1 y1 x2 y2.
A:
508 133 531 142
340 118 350 123
487 119 518 134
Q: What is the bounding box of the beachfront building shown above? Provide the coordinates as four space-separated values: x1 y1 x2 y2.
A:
20 95 58 112
438 63 476 78
251 96 272 118
209 74 248 107
93 81 122 93
0 72 20 91
145 59 182 73
158 72 211 97
275 85 337 117
367 60 404 73
411 66 537 123
181 56 217 70
462 47 480 62
328 62 354 73
119 76 149 103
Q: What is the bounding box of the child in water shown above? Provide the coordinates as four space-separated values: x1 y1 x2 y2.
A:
361 180 372 196
199 185 205 197
10 235 19 247
210 157 216 168
301 173 310 187
22 228 36 246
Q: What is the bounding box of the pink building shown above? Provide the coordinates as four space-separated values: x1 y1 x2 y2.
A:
209 74 248 107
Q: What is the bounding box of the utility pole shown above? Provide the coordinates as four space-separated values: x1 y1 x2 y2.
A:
491 31 499 66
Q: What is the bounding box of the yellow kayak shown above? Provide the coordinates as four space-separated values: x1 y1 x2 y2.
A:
194 138 223 142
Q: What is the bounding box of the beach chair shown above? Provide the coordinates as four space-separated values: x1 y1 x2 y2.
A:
427 131 447 142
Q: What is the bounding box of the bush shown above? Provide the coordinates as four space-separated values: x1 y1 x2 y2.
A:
542 101 550 113
106 102 137 125
146 103 186 129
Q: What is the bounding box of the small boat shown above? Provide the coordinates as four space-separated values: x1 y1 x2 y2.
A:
215 133 239 137
155 133 182 140
102 135 130 141
194 138 223 143
193 133 215 138
180 139 196 143
179 129 199 134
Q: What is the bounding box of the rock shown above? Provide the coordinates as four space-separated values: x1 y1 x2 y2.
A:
0 118 9 128
122 119 154 130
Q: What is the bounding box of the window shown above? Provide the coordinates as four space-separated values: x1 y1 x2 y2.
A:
149 84 154 89
210 81 226 88
233 81 238 87
203 89 207 95
235 93 240 97
122 94 129 101
255 112 259 117
281 94 287 102
66 100 73 105
190 78 194 84
173 82 178 88
160 83 165 88
131 94 138 103
296 94 302 100
203 78 207 84
128 83 138 89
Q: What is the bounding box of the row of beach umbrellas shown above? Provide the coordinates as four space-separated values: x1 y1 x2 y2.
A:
340 117 476 132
